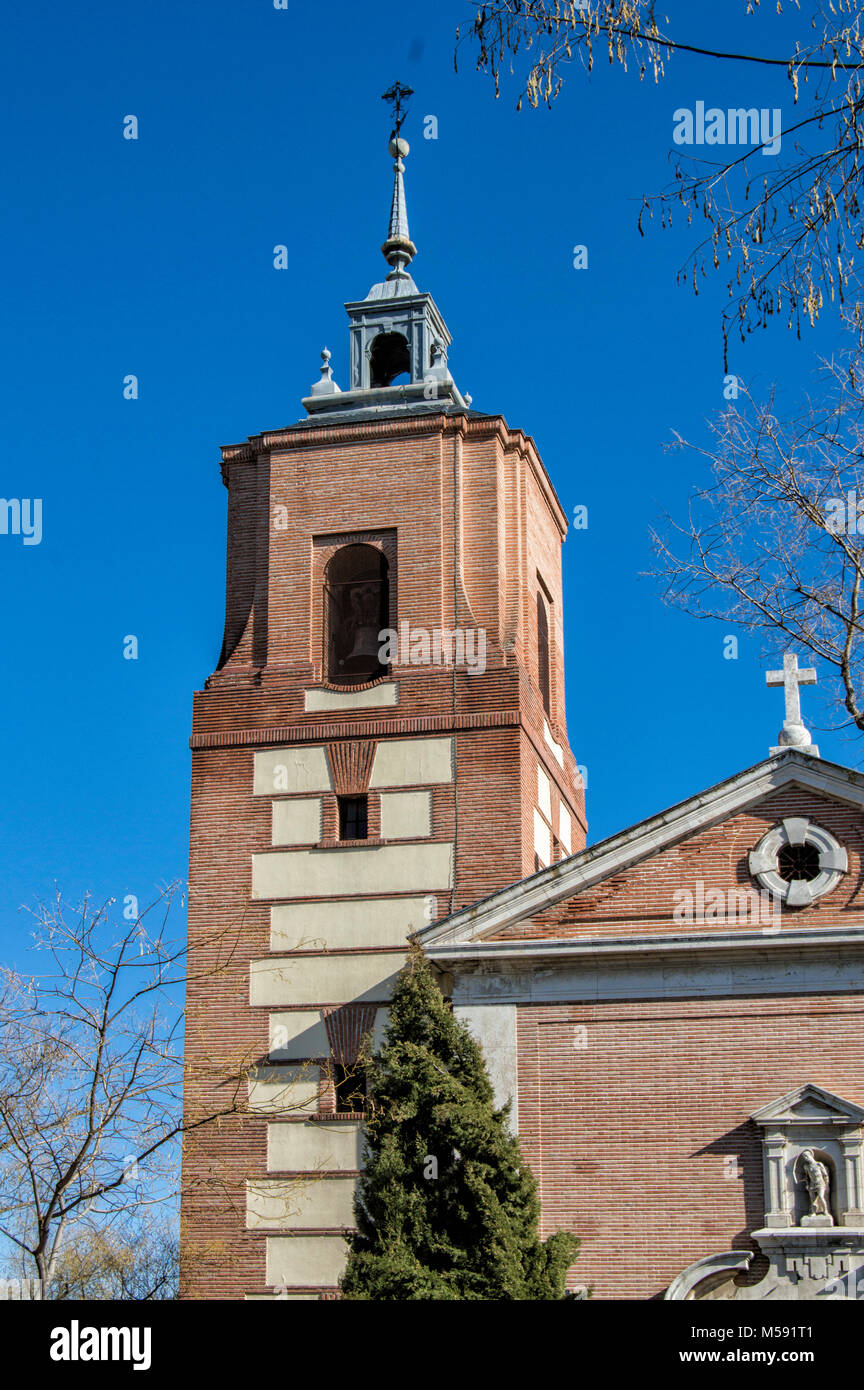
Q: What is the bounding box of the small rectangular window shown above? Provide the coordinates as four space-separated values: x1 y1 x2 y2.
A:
338 795 368 841
333 1065 367 1115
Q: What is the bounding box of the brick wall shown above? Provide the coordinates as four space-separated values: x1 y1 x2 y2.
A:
519 993 864 1300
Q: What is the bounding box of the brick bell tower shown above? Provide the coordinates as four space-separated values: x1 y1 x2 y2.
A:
180 95 586 1300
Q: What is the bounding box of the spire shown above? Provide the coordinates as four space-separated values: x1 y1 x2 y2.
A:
380 81 417 282
381 137 417 280
301 84 470 417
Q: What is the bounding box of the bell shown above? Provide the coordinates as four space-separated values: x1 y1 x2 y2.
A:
345 626 382 664
339 584 384 672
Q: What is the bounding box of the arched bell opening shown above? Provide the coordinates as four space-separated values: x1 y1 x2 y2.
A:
324 544 390 685
369 331 410 387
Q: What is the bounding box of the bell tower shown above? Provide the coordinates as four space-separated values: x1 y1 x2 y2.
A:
180 94 586 1300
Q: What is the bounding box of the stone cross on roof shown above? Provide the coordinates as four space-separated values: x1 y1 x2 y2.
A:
766 652 819 758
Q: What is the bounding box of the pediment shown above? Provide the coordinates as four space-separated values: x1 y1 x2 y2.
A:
751 1083 864 1128
420 751 864 950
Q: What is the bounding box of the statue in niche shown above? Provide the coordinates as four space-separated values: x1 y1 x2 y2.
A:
797 1148 832 1220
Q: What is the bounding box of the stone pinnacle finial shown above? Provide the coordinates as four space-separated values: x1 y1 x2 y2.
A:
380 81 417 282
309 346 341 397
766 652 819 757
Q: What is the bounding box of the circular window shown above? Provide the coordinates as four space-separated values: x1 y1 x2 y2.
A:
776 842 821 883
748 818 848 907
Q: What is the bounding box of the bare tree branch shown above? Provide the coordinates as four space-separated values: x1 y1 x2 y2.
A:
462 1 864 358
0 887 311 1294
650 314 864 740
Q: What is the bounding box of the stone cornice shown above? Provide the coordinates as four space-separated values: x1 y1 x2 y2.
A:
424 924 864 967
432 930 864 1006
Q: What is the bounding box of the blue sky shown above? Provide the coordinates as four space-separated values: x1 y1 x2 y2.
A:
0 0 851 965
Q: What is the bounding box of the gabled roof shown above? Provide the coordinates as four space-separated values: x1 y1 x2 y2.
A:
419 750 864 949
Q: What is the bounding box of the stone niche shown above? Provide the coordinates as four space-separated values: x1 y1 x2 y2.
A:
666 1084 864 1301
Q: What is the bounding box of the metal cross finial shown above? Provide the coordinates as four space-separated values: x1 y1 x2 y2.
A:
766 652 819 755
382 81 414 139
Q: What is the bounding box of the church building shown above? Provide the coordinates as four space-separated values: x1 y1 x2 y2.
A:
180 109 864 1301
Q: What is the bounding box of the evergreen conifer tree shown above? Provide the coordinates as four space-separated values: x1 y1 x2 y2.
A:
340 947 579 1300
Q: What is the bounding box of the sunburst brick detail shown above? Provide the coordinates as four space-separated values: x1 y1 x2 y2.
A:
322 1003 378 1065
326 741 377 795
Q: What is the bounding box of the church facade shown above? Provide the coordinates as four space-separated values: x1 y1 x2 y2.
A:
179 125 864 1301
421 748 864 1300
